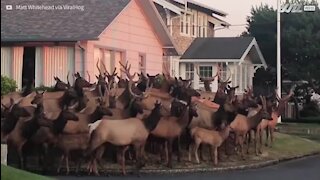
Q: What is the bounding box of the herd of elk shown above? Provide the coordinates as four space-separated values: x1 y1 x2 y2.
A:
1 60 296 176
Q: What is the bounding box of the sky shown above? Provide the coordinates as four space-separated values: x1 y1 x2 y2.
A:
195 0 279 37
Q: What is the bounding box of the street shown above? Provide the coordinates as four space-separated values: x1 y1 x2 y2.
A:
56 155 320 180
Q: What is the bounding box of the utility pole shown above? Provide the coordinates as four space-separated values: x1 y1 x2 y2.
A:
277 0 282 123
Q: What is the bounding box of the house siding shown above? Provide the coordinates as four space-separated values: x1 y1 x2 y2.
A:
84 0 164 79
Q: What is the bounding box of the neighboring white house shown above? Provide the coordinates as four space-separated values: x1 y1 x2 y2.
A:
153 0 230 77
179 37 267 94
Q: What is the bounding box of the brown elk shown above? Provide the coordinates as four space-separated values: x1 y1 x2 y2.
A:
86 101 162 175
265 86 295 147
53 72 71 91
230 96 272 159
150 99 198 168
63 97 113 134
189 124 232 165
195 63 219 93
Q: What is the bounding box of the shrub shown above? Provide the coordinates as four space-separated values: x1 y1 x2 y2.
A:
32 85 55 92
1 76 17 96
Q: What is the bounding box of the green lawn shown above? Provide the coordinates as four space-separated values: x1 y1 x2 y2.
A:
1 165 53 180
267 133 320 158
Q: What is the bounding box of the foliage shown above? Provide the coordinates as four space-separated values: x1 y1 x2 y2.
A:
243 0 320 86
1 76 17 96
32 85 55 92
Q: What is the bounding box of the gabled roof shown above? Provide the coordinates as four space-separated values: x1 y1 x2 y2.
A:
1 0 131 42
180 37 267 67
1 0 178 54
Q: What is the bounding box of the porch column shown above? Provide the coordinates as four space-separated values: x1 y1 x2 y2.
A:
193 64 199 90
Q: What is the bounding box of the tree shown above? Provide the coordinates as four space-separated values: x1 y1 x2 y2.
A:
243 0 320 85
243 0 320 118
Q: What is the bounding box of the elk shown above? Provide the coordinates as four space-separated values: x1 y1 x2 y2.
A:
189 124 232 165
31 88 78 113
86 101 162 175
195 63 219 93
1 99 30 136
230 96 272 159
53 72 71 91
62 97 113 134
265 86 295 147
150 99 198 168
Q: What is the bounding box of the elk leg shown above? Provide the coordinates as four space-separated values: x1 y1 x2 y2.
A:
213 146 218 166
167 139 173 168
254 130 259 155
259 129 263 153
66 153 70 175
188 142 193 162
265 127 269 147
177 137 181 162
239 136 245 160
165 141 169 164
121 146 129 175
194 140 201 164
246 131 251 154
93 159 100 176
270 128 274 147
140 143 146 167
57 155 65 173
199 144 204 161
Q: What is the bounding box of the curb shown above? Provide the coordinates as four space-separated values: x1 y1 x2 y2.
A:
50 151 320 176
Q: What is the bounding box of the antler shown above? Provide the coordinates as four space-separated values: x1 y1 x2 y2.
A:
96 59 102 75
86 71 91 82
195 63 219 82
163 61 173 80
67 71 70 87
283 84 296 101
101 59 108 75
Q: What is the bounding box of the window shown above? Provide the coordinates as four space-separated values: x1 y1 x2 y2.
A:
186 15 191 35
191 12 197 37
198 15 202 37
94 47 125 77
139 54 146 73
181 14 191 36
180 16 184 33
185 63 194 80
202 15 208 37
199 66 212 77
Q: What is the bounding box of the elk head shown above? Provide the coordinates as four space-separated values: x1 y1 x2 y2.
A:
195 63 219 92
53 72 70 91
259 95 272 120
120 61 151 100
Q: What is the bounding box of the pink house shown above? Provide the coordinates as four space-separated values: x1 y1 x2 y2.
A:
1 0 177 89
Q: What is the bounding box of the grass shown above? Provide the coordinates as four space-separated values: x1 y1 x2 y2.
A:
1 165 53 180
267 132 320 158
5 133 320 175
277 123 320 143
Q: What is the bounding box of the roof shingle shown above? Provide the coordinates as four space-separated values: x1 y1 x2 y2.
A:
1 0 130 42
180 37 254 59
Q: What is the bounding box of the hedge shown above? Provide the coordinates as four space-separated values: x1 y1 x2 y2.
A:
1 76 17 96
